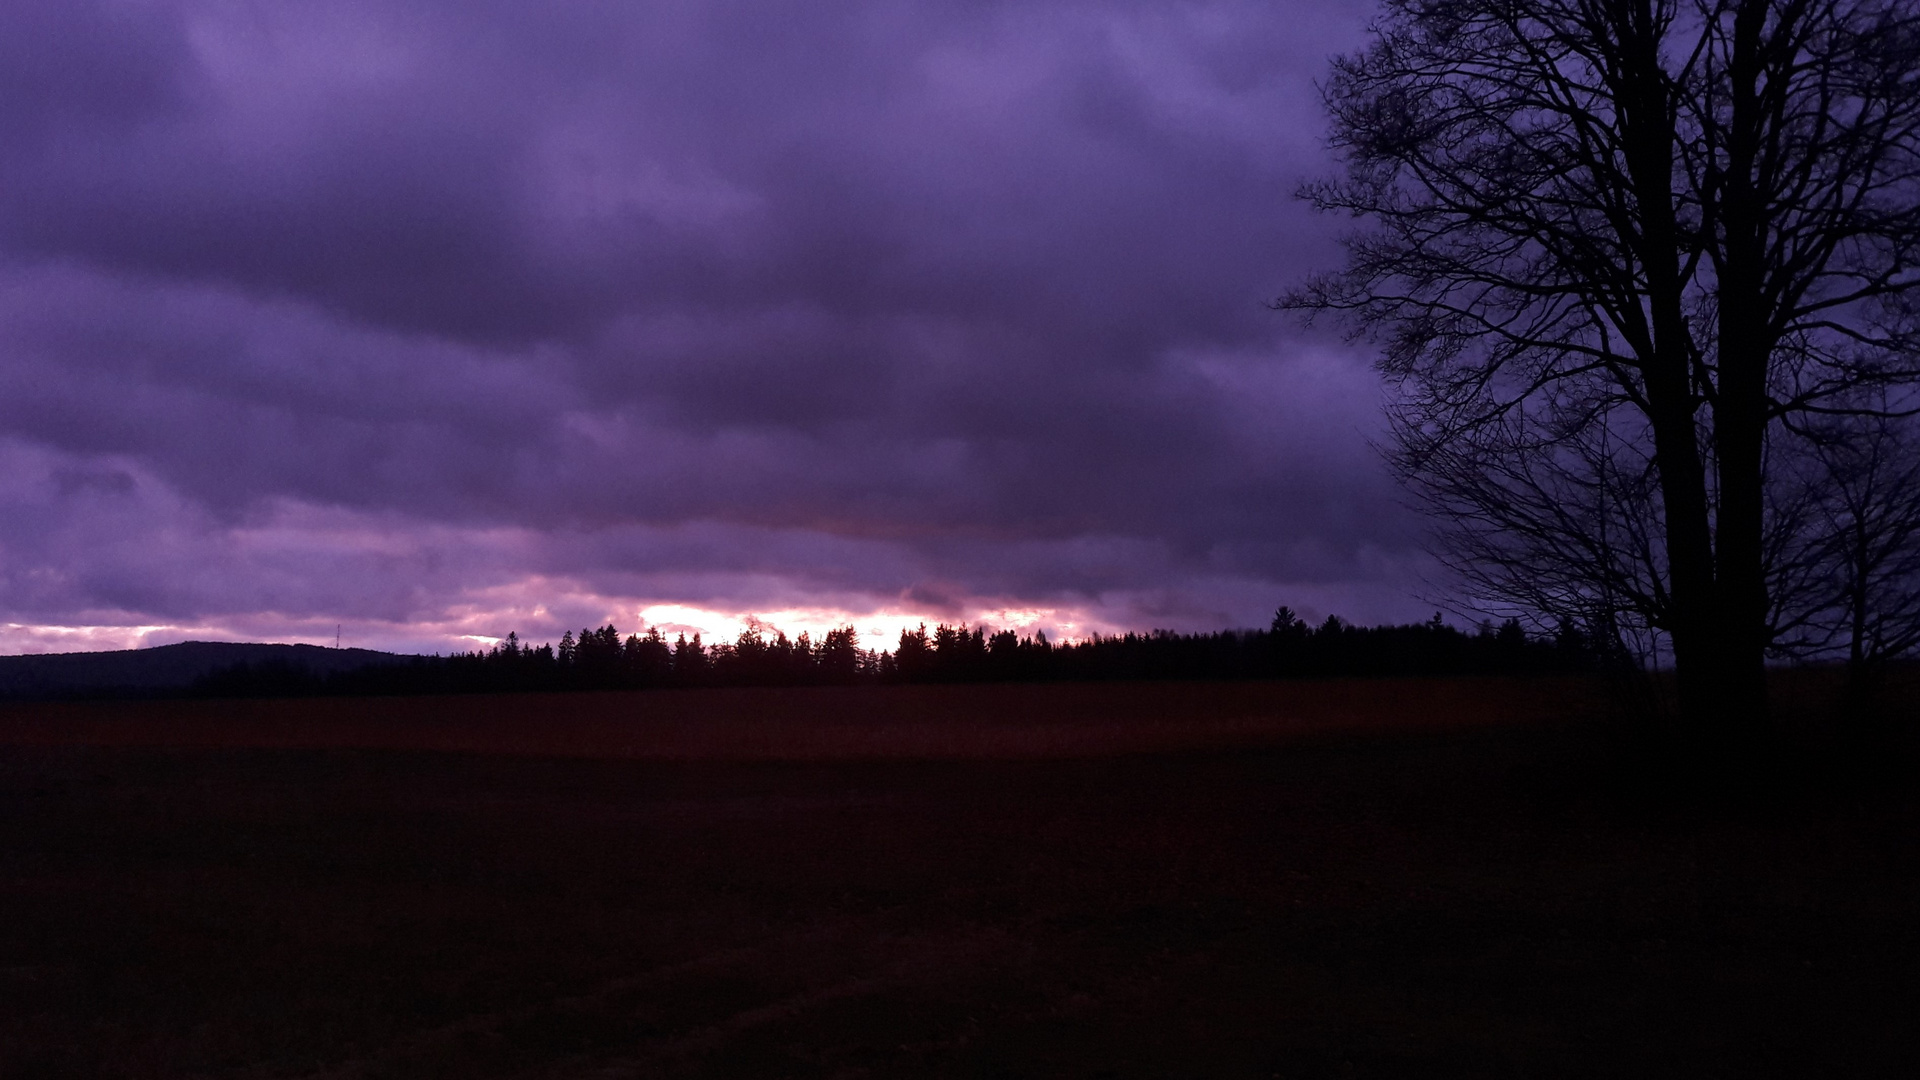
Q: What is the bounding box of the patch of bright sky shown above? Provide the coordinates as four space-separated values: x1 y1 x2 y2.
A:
0 622 241 655
0 595 1125 658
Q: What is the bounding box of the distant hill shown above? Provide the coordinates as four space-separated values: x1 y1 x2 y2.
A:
0 641 404 700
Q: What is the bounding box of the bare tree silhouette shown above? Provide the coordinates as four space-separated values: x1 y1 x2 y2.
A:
1281 0 1920 747
1799 407 1920 716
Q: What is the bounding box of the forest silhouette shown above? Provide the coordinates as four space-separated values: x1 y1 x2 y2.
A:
192 608 1593 698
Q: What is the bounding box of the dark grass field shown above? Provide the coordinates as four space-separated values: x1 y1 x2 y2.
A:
1 679 1916 1078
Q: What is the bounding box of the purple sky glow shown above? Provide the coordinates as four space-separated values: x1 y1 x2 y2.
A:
0 0 1435 656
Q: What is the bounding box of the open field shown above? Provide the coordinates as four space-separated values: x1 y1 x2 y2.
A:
1 678 1916 1077
0 678 1591 761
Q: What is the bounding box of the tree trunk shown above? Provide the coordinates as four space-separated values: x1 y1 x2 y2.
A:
1713 301 1773 740
1713 331 1773 741
1708 0 1778 742
1616 0 1744 746
1646 365 1732 745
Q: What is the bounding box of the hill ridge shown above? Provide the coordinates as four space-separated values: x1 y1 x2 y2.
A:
0 640 404 699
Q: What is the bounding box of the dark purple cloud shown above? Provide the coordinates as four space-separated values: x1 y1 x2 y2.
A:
0 0 1430 654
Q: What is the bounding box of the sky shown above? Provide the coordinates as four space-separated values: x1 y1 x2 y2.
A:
0 0 1436 656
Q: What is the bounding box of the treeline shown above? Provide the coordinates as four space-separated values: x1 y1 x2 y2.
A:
192 607 1593 698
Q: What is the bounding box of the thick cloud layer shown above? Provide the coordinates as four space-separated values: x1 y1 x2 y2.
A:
0 0 1431 653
